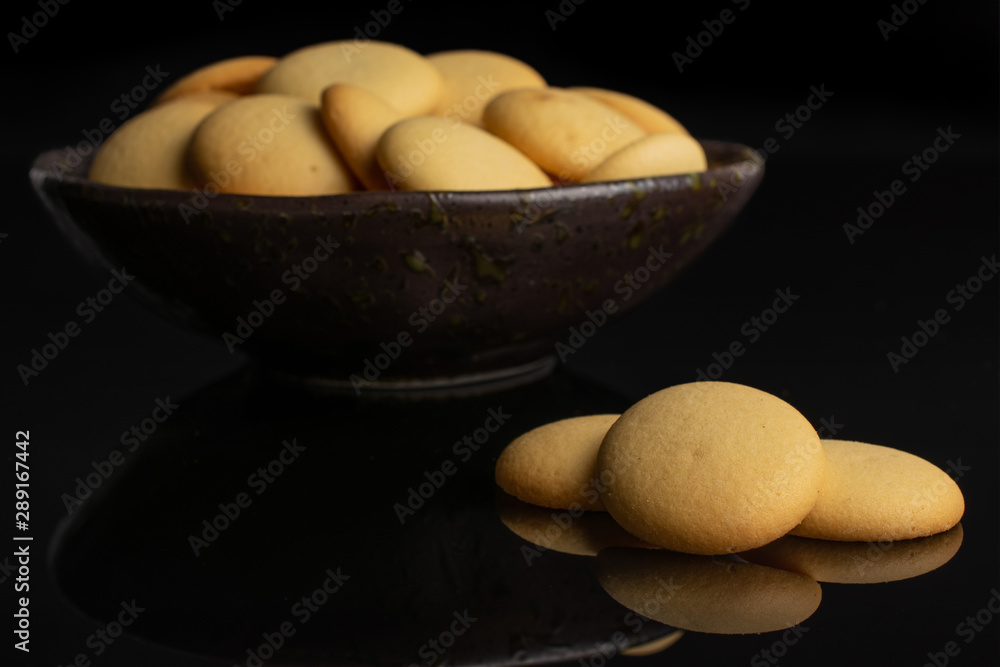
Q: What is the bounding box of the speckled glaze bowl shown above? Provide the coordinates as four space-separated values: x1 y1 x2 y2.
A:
31 141 763 393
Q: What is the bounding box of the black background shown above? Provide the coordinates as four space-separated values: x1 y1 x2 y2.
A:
2 0 998 665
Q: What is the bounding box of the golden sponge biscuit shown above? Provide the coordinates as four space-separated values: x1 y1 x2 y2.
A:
156 56 276 104
570 87 689 135
790 440 965 541
189 94 357 195
597 382 826 555
495 491 656 557
582 133 707 183
596 548 822 635
496 414 620 511
740 524 963 584
89 96 229 189
256 40 442 115
427 49 546 126
482 88 646 182
376 116 551 191
320 84 404 190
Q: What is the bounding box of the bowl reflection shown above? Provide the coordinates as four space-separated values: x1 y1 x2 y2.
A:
50 366 682 665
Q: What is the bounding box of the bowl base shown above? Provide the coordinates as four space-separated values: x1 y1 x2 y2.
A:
265 355 559 400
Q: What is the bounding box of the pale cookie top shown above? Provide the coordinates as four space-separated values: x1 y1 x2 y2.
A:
570 87 689 135
427 49 546 126
89 96 228 189
582 133 707 183
482 88 646 182
189 94 357 195
495 414 620 511
597 381 825 555
790 439 965 541
256 41 443 115
320 83 405 190
156 56 277 104
376 116 552 192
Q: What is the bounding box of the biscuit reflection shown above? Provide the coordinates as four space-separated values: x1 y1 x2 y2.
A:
620 629 685 656
495 491 656 557
739 524 963 584
595 548 822 635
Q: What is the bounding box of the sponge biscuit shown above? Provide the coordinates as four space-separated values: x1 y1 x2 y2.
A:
89 96 230 189
189 94 357 195
790 439 965 541
256 40 442 115
495 414 619 511
597 382 825 555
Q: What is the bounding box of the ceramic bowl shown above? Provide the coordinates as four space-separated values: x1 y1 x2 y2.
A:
30 141 763 393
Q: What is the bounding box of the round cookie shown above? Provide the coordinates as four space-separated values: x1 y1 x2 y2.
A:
481 88 646 182
88 95 230 190
740 524 963 584
427 49 546 127
376 116 552 191
570 87 689 135
156 56 277 104
790 440 965 541
582 133 707 183
596 548 823 635
320 84 404 190
189 94 357 195
495 491 657 557
495 414 620 511
256 40 442 115
596 382 826 555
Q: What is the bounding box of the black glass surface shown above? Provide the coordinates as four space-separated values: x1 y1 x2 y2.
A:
3 1 998 665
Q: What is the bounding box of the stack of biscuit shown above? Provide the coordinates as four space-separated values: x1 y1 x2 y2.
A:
496 381 965 554
494 381 965 633
87 42 708 194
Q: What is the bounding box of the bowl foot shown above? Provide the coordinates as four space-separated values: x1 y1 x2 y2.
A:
264 355 559 400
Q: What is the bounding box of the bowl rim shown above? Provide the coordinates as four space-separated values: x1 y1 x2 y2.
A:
30 139 763 210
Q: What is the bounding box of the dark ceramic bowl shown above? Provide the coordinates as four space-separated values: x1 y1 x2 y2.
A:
30 141 763 394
